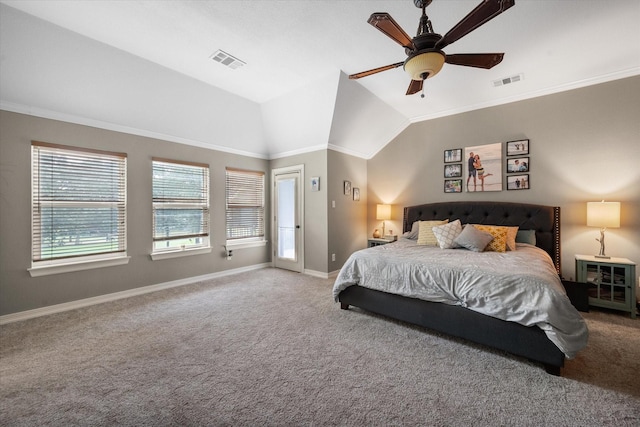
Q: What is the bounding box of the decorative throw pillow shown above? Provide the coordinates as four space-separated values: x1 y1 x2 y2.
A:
416 219 449 246
506 226 519 251
402 221 420 240
454 225 494 252
516 229 537 245
432 220 462 249
472 224 509 252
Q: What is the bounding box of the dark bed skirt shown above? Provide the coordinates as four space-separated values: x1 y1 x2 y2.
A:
338 285 565 375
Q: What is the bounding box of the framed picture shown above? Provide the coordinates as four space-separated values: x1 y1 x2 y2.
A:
464 142 503 192
507 157 529 173
444 149 462 163
444 164 462 178
444 179 462 193
506 139 529 156
310 176 320 191
343 180 351 196
352 187 360 201
507 174 530 190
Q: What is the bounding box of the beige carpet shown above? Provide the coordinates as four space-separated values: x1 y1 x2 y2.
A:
1 268 639 426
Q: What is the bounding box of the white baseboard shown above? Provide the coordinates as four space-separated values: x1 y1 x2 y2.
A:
0 263 270 325
304 269 340 280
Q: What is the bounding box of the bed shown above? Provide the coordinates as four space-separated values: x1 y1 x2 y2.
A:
334 201 588 375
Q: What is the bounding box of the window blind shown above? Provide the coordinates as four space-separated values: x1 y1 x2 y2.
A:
31 141 127 262
225 168 265 240
152 158 209 247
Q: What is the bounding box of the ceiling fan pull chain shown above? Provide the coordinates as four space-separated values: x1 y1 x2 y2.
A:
421 85 425 99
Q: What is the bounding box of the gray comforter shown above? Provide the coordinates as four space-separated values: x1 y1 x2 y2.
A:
333 239 588 358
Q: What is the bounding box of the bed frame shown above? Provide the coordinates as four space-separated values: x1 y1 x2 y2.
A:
338 201 566 375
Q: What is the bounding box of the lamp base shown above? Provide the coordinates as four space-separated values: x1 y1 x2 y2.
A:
594 255 611 259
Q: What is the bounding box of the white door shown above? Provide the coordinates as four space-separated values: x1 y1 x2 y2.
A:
272 166 304 272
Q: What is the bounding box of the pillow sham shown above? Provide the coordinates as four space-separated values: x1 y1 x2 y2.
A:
454 225 494 252
402 220 420 240
416 219 449 246
432 220 462 249
516 229 537 245
472 224 509 252
506 226 519 251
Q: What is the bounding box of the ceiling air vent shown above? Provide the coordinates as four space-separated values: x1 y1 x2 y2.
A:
210 50 245 70
493 73 524 87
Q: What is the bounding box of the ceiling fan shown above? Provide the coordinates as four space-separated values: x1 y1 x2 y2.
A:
349 0 515 97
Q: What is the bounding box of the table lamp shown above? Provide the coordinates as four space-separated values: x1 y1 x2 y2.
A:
587 201 620 258
376 204 392 237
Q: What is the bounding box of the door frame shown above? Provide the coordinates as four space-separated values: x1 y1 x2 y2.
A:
271 164 304 272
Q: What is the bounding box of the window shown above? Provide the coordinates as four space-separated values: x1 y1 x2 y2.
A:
152 158 210 253
31 141 127 271
225 168 265 242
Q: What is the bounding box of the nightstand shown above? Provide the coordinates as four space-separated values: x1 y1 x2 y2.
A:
368 236 397 247
575 255 637 318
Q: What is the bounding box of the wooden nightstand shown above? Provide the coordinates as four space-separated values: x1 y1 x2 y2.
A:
575 255 637 318
368 236 397 247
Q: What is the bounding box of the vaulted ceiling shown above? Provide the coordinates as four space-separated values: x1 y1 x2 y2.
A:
1 1 639 159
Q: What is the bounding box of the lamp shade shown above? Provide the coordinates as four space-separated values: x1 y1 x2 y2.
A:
376 204 391 221
587 201 620 228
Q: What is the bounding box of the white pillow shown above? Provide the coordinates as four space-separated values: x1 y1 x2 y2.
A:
416 220 449 246
432 220 462 249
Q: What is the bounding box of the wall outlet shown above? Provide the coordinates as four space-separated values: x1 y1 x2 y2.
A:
331 253 336 262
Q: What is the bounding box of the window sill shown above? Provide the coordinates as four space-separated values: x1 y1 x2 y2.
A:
29 255 131 277
225 240 268 250
150 247 212 261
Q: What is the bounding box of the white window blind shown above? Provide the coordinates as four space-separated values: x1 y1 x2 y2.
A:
152 158 210 251
225 168 265 240
31 141 127 263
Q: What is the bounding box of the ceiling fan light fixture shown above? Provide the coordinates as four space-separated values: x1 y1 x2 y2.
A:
404 51 445 80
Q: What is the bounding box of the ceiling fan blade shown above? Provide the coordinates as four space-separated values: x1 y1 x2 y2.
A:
368 13 415 50
445 53 504 69
349 62 405 80
436 0 515 50
406 79 423 95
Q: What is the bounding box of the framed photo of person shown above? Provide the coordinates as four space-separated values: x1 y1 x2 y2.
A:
444 149 462 163
506 139 529 156
444 164 462 178
507 157 529 173
507 174 530 190
444 179 462 193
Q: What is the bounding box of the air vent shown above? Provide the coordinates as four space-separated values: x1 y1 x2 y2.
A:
210 50 245 70
493 73 524 87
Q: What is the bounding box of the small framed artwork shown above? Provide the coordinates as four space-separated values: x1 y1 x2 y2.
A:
506 139 529 156
352 187 360 201
444 164 462 178
507 174 530 190
444 148 462 163
444 179 462 193
507 157 529 173
310 176 320 191
343 180 351 196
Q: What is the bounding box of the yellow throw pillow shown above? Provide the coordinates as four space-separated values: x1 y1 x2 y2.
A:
472 225 509 252
417 219 449 246
506 226 519 251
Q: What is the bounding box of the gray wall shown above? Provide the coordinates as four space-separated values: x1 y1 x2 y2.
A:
0 111 270 315
328 150 367 274
367 76 640 282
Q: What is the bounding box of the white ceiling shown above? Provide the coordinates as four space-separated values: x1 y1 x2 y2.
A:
2 0 640 158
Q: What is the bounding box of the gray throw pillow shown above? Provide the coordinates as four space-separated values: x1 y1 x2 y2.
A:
454 225 494 252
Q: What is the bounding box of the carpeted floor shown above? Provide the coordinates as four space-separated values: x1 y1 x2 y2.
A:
1 268 639 426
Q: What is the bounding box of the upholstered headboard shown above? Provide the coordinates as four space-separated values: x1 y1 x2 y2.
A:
403 201 561 274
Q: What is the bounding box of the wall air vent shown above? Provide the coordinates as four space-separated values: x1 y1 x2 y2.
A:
493 73 524 87
210 50 245 70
